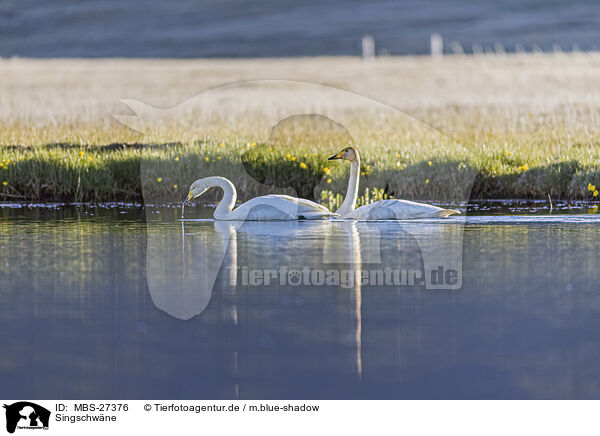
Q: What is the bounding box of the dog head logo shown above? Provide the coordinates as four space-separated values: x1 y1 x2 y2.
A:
3 402 50 434
114 81 476 320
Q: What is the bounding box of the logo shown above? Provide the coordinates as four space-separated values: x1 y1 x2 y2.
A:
3 402 50 434
115 81 473 320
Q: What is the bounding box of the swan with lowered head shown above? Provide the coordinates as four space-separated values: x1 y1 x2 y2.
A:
327 146 459 219
182 176 337 220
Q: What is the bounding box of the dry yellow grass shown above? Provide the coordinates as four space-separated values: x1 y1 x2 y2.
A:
2 53 600 135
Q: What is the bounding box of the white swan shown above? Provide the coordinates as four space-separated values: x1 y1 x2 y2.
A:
182 176 337 220
327 147 460 219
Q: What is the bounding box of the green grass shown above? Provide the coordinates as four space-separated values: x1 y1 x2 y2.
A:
2 128 600 204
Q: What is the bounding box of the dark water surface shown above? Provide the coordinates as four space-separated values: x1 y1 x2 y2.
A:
2 202 600 399
1 0 599 57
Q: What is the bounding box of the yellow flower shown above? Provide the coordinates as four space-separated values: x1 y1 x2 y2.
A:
589 183 596 192
427 161 432 166
286 153 291 159
173 184 178 189
174 156 179 161
323 167 331 175
327 178 332 184
299 162 307 169
79 151 85 157
88 156 93 161
594 190 599 197
2 181 7 186
291 156 296 161
397 152 401 158
205 157 209 162
425 178 429 184
250 142 256 147
217 156 222 160
220 142 225 147
157 177 162 182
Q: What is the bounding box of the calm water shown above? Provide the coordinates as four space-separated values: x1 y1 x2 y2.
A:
1 0 599 57
2 202 600 399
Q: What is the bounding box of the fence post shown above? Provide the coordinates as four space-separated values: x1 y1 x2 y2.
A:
362 35 375 60
431 33 443 58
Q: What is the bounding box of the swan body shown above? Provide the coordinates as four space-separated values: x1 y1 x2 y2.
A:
183 176 336 221
328 147 459 220
341 199 459 219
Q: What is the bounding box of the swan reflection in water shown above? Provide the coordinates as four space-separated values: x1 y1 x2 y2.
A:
145 217 464 389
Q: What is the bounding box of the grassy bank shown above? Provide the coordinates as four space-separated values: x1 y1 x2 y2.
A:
2 55 600 204
2 133 600 204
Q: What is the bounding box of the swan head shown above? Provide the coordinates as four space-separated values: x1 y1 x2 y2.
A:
183 178 211 206
328 146 359 162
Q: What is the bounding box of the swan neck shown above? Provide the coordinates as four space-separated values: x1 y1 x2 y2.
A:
337 157 360 215
213 178 237 219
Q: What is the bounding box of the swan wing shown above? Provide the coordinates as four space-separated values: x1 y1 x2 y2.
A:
292 196 337 215
225 195 336 220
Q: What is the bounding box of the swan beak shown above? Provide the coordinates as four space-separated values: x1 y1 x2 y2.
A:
182 190 194 206
328 151 344 160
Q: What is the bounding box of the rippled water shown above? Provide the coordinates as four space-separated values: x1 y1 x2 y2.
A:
2 202 600 399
